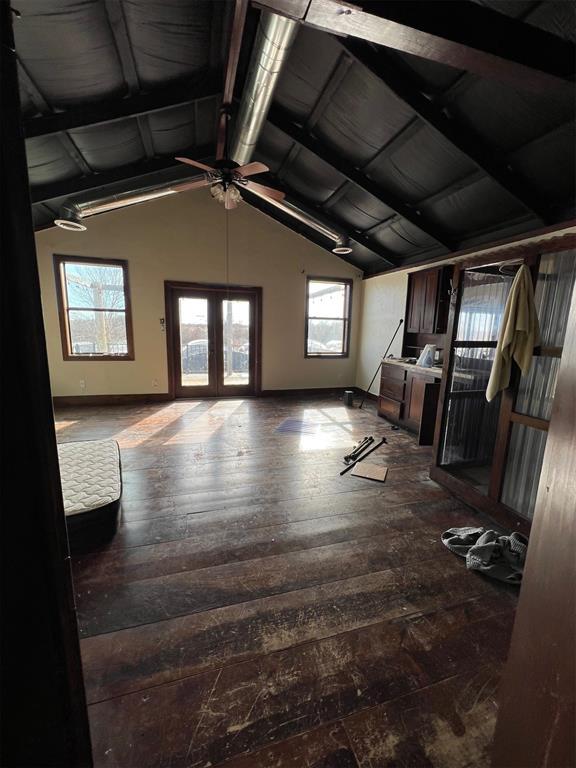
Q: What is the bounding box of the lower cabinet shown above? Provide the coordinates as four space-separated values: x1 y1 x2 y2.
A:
378 363 441 445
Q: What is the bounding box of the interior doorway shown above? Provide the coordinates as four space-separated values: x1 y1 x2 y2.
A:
165 282 262 398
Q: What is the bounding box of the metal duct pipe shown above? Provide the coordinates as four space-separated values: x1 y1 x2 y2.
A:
54 177 207 230
246 187 353 255
231 12 298 165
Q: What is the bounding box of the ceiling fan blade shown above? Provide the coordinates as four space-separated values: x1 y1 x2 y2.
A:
224 188 238 210
175 157 217 173
174 176 212 193
236 161 269 178
244 180 285 201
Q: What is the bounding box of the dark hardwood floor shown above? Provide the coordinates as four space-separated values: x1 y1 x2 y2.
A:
55 396 518 768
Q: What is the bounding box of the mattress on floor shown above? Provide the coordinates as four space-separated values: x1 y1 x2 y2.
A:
58 439 122 516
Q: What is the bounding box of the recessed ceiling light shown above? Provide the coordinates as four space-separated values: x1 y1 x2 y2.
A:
54 218 87 231
332 243 353 255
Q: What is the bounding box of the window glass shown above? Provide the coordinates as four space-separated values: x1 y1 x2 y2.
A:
306 279 351 357
57 257 132 359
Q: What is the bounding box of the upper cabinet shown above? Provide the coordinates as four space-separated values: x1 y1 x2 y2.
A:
405 266 452 335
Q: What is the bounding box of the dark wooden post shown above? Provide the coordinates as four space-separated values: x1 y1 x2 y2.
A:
0 6 93 766
492 280 576 767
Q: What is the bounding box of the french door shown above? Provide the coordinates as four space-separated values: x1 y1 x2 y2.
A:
165 282 261 398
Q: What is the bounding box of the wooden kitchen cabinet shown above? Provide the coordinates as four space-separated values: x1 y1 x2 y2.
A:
378 361 442 445
406 272 426 332
405 266 451 336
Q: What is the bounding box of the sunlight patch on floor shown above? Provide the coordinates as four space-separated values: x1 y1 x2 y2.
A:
163 399 246 445
113 402 203 448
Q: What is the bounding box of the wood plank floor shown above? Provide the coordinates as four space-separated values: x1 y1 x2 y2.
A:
56 396 518 768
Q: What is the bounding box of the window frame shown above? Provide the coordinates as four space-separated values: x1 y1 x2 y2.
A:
304 276 353 359
53 254 135 361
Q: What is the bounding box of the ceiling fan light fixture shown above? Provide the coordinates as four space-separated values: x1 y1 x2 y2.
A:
211 182 226 203
228 185 242 205
211 183 242 206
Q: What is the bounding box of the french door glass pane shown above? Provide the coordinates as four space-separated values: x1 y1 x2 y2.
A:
179 297 209 387
222 299 250 386
449 346 496 392
68 309 128 355
456 270 513 341
533 249 576 346
515 355 560 421
440 393 501 473
501 423 547 519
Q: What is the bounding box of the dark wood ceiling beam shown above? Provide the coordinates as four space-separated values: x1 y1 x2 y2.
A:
104 0 157 158
23 78 222 139
30 144 215 204
267 103 455 249
57 134 92 175
17 58 94 176
341 39 554 224
217 0 249 159
255 0 575 92
306 53 353 130
17 60 50 113
276 51 352 177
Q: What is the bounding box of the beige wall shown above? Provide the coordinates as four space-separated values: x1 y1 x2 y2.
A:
355 271 408 394
36 190 363 396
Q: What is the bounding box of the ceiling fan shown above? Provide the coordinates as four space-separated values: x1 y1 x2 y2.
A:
173 156 286 210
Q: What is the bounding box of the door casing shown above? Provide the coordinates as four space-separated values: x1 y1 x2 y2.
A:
165 281 262 398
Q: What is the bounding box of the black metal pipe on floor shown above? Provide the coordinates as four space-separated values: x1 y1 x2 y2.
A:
340 437 387 476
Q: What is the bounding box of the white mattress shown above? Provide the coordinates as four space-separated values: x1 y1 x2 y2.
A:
58 439 121 516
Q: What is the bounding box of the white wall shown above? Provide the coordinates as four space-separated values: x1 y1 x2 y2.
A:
36 190 363 396
355 272 408 394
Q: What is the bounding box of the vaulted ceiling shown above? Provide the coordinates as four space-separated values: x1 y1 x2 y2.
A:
16 0 576 274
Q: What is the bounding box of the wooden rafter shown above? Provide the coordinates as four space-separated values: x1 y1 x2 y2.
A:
340 38 554 224
23 76 222 139
267 103 456 249
255 0 575 92
17 58 93 175
103 0 155 159
30 144 215 204
217 0 249 159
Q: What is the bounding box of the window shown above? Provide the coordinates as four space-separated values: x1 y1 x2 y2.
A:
305 277 352 357
54 255 134 361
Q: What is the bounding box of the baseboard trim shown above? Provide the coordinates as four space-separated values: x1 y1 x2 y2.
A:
354 387 378 401
260 387 355 398
54 387 363 406
53 393 173 407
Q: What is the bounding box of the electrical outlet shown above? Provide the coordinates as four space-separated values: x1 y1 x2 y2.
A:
79 379 86 390
152 379 158 388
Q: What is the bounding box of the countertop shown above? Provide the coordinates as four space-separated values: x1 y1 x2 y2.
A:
381 358 444 377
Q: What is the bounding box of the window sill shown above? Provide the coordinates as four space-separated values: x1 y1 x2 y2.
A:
62 355 135 362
